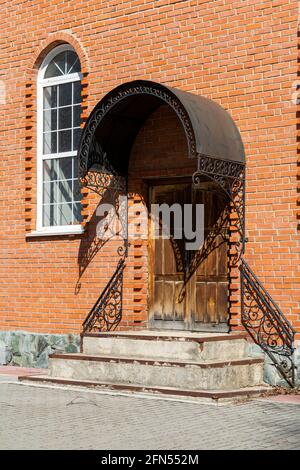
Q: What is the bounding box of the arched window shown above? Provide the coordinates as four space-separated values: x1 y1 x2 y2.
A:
37 44 83 233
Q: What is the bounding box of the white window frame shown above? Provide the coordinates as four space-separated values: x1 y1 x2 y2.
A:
35 44 84 235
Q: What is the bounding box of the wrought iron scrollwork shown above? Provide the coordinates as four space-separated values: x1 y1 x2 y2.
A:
240 258 296 387
80 139 127 196
82 259 125 333
80 138 128 332
193 154 245 264
193 154 297 387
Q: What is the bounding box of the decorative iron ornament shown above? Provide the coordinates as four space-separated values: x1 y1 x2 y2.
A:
82 259 125 333
79 139 127 196
240 258 296 387
193 154 246 264
81 170 126 196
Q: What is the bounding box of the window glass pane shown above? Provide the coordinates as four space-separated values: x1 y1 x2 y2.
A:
43 109 57 132
58 130 72 152
73 105 81 128
58 180 72 203
73 82 82 104
43 132 57 154
55 51 66 74
59 83 72 107
44 61 63 79
42 156 83 227
73 128 81 151
43 181 58 204
57 203 73 225
58 106 72 130
43 159 58 181
43 86 57 109
44 52 65 78
43 204 57 226
57 157 72 180
67 51 81 74
73 179 82 201
73 156 78 175
73 203 83 223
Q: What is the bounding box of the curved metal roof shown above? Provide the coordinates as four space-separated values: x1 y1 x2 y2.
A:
78 80 245 178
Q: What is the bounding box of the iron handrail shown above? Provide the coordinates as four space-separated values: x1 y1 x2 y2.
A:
240 258 296 387
82 258 125 333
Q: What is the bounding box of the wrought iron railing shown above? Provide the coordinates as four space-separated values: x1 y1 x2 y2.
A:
82 258 125 334
240 258 297 387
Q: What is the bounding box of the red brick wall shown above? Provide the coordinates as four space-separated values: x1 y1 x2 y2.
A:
0 0 299 336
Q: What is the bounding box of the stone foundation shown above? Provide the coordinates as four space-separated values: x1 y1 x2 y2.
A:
0 331 80 369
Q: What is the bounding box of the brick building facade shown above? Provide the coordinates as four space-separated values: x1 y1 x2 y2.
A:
0 0 299 385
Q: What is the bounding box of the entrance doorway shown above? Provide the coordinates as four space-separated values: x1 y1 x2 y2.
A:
149 180 229 332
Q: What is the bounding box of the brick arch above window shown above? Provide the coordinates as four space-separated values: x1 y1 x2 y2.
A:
24 34 89 236
29 33 89 76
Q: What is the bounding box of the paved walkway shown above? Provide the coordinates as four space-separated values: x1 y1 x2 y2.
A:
0 381 299 450
0 366 45 382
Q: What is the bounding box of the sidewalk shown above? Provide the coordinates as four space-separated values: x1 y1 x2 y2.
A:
0 375 299 450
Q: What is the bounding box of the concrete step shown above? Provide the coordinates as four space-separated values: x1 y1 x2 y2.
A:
19 374 271 404
82 332 249 362
49 353 264 391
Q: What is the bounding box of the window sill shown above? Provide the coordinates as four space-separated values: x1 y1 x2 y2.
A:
26 226 85 238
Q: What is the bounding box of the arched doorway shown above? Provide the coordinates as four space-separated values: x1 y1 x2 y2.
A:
128 104 230 331
78 80 246 333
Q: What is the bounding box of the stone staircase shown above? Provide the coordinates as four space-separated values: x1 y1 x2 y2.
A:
20 331 269 402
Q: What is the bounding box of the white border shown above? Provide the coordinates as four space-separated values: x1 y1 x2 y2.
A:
36 44 83 235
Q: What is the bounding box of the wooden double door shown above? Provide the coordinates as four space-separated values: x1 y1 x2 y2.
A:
149 181 229 332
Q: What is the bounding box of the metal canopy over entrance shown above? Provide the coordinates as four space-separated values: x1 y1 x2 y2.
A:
78 79 245 178
78 79 246 258
78 79 247 333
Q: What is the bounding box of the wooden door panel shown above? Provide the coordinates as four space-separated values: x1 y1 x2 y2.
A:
150 184 188 325
206 246 217 277
194 282 206 322
153 280 164 320
217 237 227 276
174 281 185 320
190 185 228 330
216 282 228 322
149 182 229 331
163 281 175 320
163 238 176 274
206 282 217 324
154 237 163 274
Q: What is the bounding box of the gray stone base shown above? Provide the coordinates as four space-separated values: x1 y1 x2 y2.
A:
248 340 300 388
0 331 80 369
